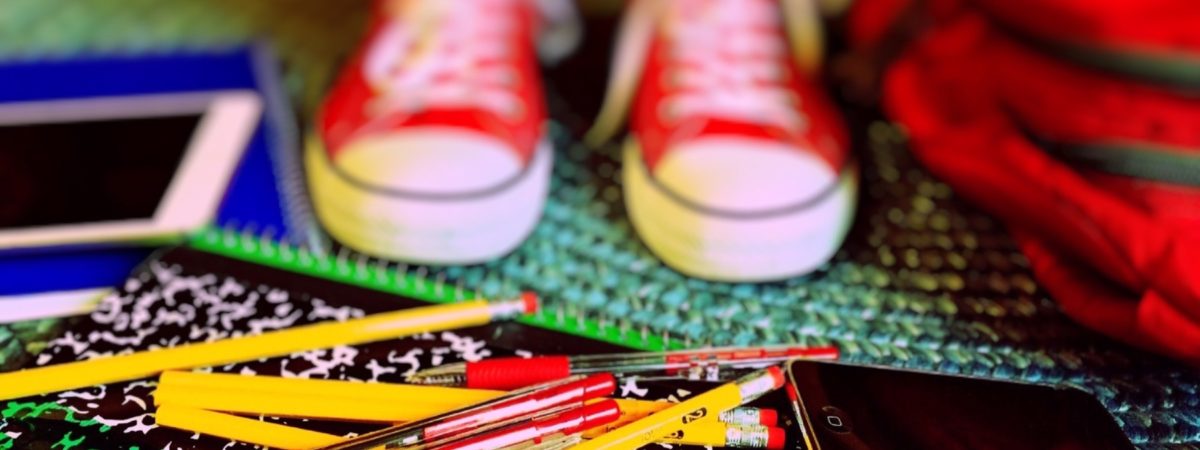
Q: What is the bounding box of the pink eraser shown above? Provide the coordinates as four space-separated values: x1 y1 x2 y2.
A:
521 292 540 314
766 426 786 450
765 366 785 389
758 408 779 426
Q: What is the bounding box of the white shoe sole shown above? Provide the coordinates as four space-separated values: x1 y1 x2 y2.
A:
305 135 552 265
623 138 858 282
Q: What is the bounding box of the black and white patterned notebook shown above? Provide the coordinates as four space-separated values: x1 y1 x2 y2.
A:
0 247 801 449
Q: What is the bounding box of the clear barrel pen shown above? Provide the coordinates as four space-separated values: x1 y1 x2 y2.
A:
407 345 838 389
315 374 614 450
424 400 620 450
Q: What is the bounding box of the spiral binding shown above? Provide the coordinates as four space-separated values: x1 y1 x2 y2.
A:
248 42 329 257
190 223 685 352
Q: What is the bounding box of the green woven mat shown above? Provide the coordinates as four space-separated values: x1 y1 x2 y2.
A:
1 1 1198 448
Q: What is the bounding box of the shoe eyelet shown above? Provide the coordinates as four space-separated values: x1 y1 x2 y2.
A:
660 69 684 90
404 97 426 113
505 99 526 121
767 64 787 82
657 98 682 123
784 91 801 107
500 68 520 87
363 99 383 117
792 113 809 132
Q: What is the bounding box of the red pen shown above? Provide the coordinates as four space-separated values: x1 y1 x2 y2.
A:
408 345 839 389
426 400 621 450
315 374 616 450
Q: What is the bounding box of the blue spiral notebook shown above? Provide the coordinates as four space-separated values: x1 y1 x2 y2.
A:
0 44 320 306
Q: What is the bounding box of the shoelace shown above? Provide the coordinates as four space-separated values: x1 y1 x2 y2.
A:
661 0 804 131
363 0 524 119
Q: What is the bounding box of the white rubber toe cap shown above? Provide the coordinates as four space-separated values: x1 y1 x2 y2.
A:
335 126 522 195
623 137 857 281
654 137 839 215
307 133 553 265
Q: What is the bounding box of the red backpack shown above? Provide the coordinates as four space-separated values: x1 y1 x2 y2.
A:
847 0 1200 364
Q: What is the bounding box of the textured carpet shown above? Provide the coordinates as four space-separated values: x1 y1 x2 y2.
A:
0 1 1197 448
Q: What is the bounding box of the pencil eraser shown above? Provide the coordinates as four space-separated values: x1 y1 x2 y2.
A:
787 346 841 360
766 426 786 450
766 366 785 389
825 346 841 360
521 292 540 314
758 408 779 426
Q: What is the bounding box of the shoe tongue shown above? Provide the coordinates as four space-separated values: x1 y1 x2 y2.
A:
391 0 522 31
665 0 780 28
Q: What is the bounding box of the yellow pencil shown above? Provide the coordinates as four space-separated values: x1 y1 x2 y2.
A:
155 383 752 429
154 406 776 450
155 371 673 424
154 371 489 422
155 405 344 449
157 371 496 407
154 373 783 448
0 295 537 401
581 406 773 438
657 423 786 449
571 367 785 450
154 385 463 423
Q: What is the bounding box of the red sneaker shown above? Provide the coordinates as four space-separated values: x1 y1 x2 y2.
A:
307 0 578 264
593 0 857 281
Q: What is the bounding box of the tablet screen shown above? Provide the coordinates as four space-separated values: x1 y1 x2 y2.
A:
0 114 201 230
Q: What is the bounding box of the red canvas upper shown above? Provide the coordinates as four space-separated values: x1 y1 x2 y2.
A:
318 0 547 164
629 0 848 173
855 0 1200 364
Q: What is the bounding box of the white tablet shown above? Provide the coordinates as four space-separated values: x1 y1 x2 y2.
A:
0 91 262 250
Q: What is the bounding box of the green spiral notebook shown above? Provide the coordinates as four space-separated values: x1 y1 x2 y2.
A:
188 225 679 353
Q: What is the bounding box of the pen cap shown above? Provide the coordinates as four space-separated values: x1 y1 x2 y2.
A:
535 399 623 437
523 373 615 418
579 373 617 400
465 356 572 390
573 400 622 433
